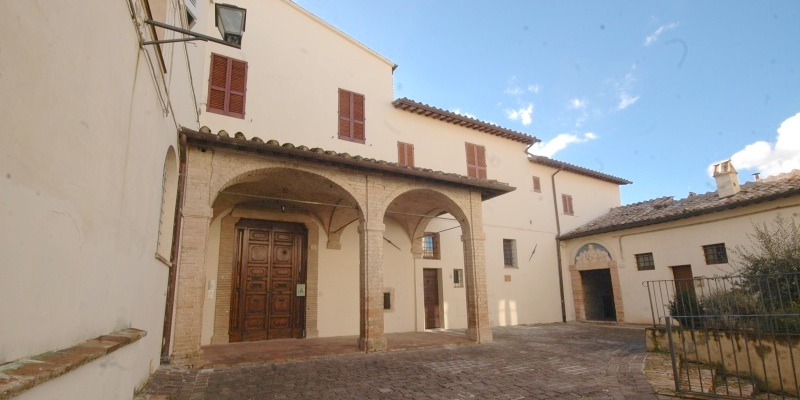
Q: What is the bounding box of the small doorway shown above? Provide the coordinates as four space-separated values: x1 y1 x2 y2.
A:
423 268 441 329
229 219 306 342
580 269 617 321
671 265 695 295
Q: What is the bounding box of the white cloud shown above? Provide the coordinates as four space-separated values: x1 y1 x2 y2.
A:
708 112 800 178
528 84 541 94
615 70 639 110
529 132 598 157
505 104 534 126
645 22 679 46
617 93 640 110
504 87 524 96
569 98 587 110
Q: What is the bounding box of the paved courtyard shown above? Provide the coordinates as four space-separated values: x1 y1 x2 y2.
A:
139 323 669 399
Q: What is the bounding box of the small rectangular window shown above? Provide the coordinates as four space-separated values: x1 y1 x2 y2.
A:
338 88 365 143
702 243 728 265
453 269 464 287
422 232 440 260
465 142 487 179
503 239 517 268
635 252 655 271
562 194 574 215
383 292 392 310
397 141 415 167
532 176 541 192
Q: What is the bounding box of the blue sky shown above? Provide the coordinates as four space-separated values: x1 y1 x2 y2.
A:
295 1 800 205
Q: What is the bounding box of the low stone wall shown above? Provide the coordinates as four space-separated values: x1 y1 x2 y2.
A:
646 327 800 396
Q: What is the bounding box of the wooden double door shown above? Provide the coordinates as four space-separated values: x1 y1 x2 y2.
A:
230 220 306 342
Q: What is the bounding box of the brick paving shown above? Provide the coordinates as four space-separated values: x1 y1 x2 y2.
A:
139 323 672 399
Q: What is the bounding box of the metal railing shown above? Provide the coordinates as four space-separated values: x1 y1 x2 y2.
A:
645 273 800 398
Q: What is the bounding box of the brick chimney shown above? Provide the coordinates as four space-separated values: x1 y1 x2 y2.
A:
713 160 740 197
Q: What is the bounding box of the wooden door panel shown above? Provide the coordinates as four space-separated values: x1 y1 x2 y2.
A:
230 221 306 342
423 269 441 329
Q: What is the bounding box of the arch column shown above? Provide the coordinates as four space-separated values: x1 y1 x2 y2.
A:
358 219 387 351
462 191 492 343
170 147 214 365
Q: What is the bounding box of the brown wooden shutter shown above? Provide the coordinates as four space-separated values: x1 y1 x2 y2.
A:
352 92 365 142
465 143 486 178
338 89 351 139
338 89 366 143
228 59 247 118
465 143 477 178
475 145 487 178
208 54 228 113
207 53 247 118
398 142 414 167
562 194 574 215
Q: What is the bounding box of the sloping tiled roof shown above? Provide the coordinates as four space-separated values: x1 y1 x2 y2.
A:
528 155 631 185
560 175 800 240
392 98 538 145
182 127 516 200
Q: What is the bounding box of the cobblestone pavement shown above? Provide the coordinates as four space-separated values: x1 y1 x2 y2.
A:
140 323 672 399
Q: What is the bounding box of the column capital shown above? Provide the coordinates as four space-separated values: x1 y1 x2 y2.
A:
358 220 385 233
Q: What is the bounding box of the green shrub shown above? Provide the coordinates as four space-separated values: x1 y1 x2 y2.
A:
669 290 704 328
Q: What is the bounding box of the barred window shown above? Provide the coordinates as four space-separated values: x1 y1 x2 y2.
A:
635 252 655 271
453 269 464 288
703 243 728 264
422 232 440 260
503 239 517 268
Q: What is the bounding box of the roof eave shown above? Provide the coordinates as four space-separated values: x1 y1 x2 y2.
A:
559 189 800 240
180 127 515 201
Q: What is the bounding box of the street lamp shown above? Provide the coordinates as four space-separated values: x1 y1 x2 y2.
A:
215 3 247 46
143 3 247 49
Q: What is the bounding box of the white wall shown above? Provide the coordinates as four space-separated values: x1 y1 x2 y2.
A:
0 0 198 397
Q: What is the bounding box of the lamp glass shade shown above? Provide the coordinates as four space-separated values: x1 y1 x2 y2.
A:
215 3 246 45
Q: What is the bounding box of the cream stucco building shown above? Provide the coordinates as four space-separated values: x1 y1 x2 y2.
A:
1 0 630 397
560 161 800 325
163 0 631 366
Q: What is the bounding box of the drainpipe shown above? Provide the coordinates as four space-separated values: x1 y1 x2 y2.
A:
551 168 567 323
161 132 188 362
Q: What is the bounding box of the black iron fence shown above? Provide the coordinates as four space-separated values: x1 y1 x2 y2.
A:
645 273 800 398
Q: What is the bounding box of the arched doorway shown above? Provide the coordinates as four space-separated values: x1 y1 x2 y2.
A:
570 243 624 322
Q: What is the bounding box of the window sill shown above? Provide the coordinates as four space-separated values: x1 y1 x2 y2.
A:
337 135 366 144
0 328 147 399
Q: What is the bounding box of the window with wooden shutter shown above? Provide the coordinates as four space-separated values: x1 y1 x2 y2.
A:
465 142 487 179
562 194 574 215
338 89 365 143
397 142 414 167
532 176 541 192
207 53 247 118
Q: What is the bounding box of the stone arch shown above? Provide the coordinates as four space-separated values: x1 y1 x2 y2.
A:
381 186 472 241
211 166 365 240
209 161 368 215
568 241 624 323
380 186 491 343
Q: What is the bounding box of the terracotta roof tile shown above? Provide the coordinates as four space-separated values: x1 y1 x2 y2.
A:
392 98 538 144
182 127 516 200
560 175 800 239
528 155 631 185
